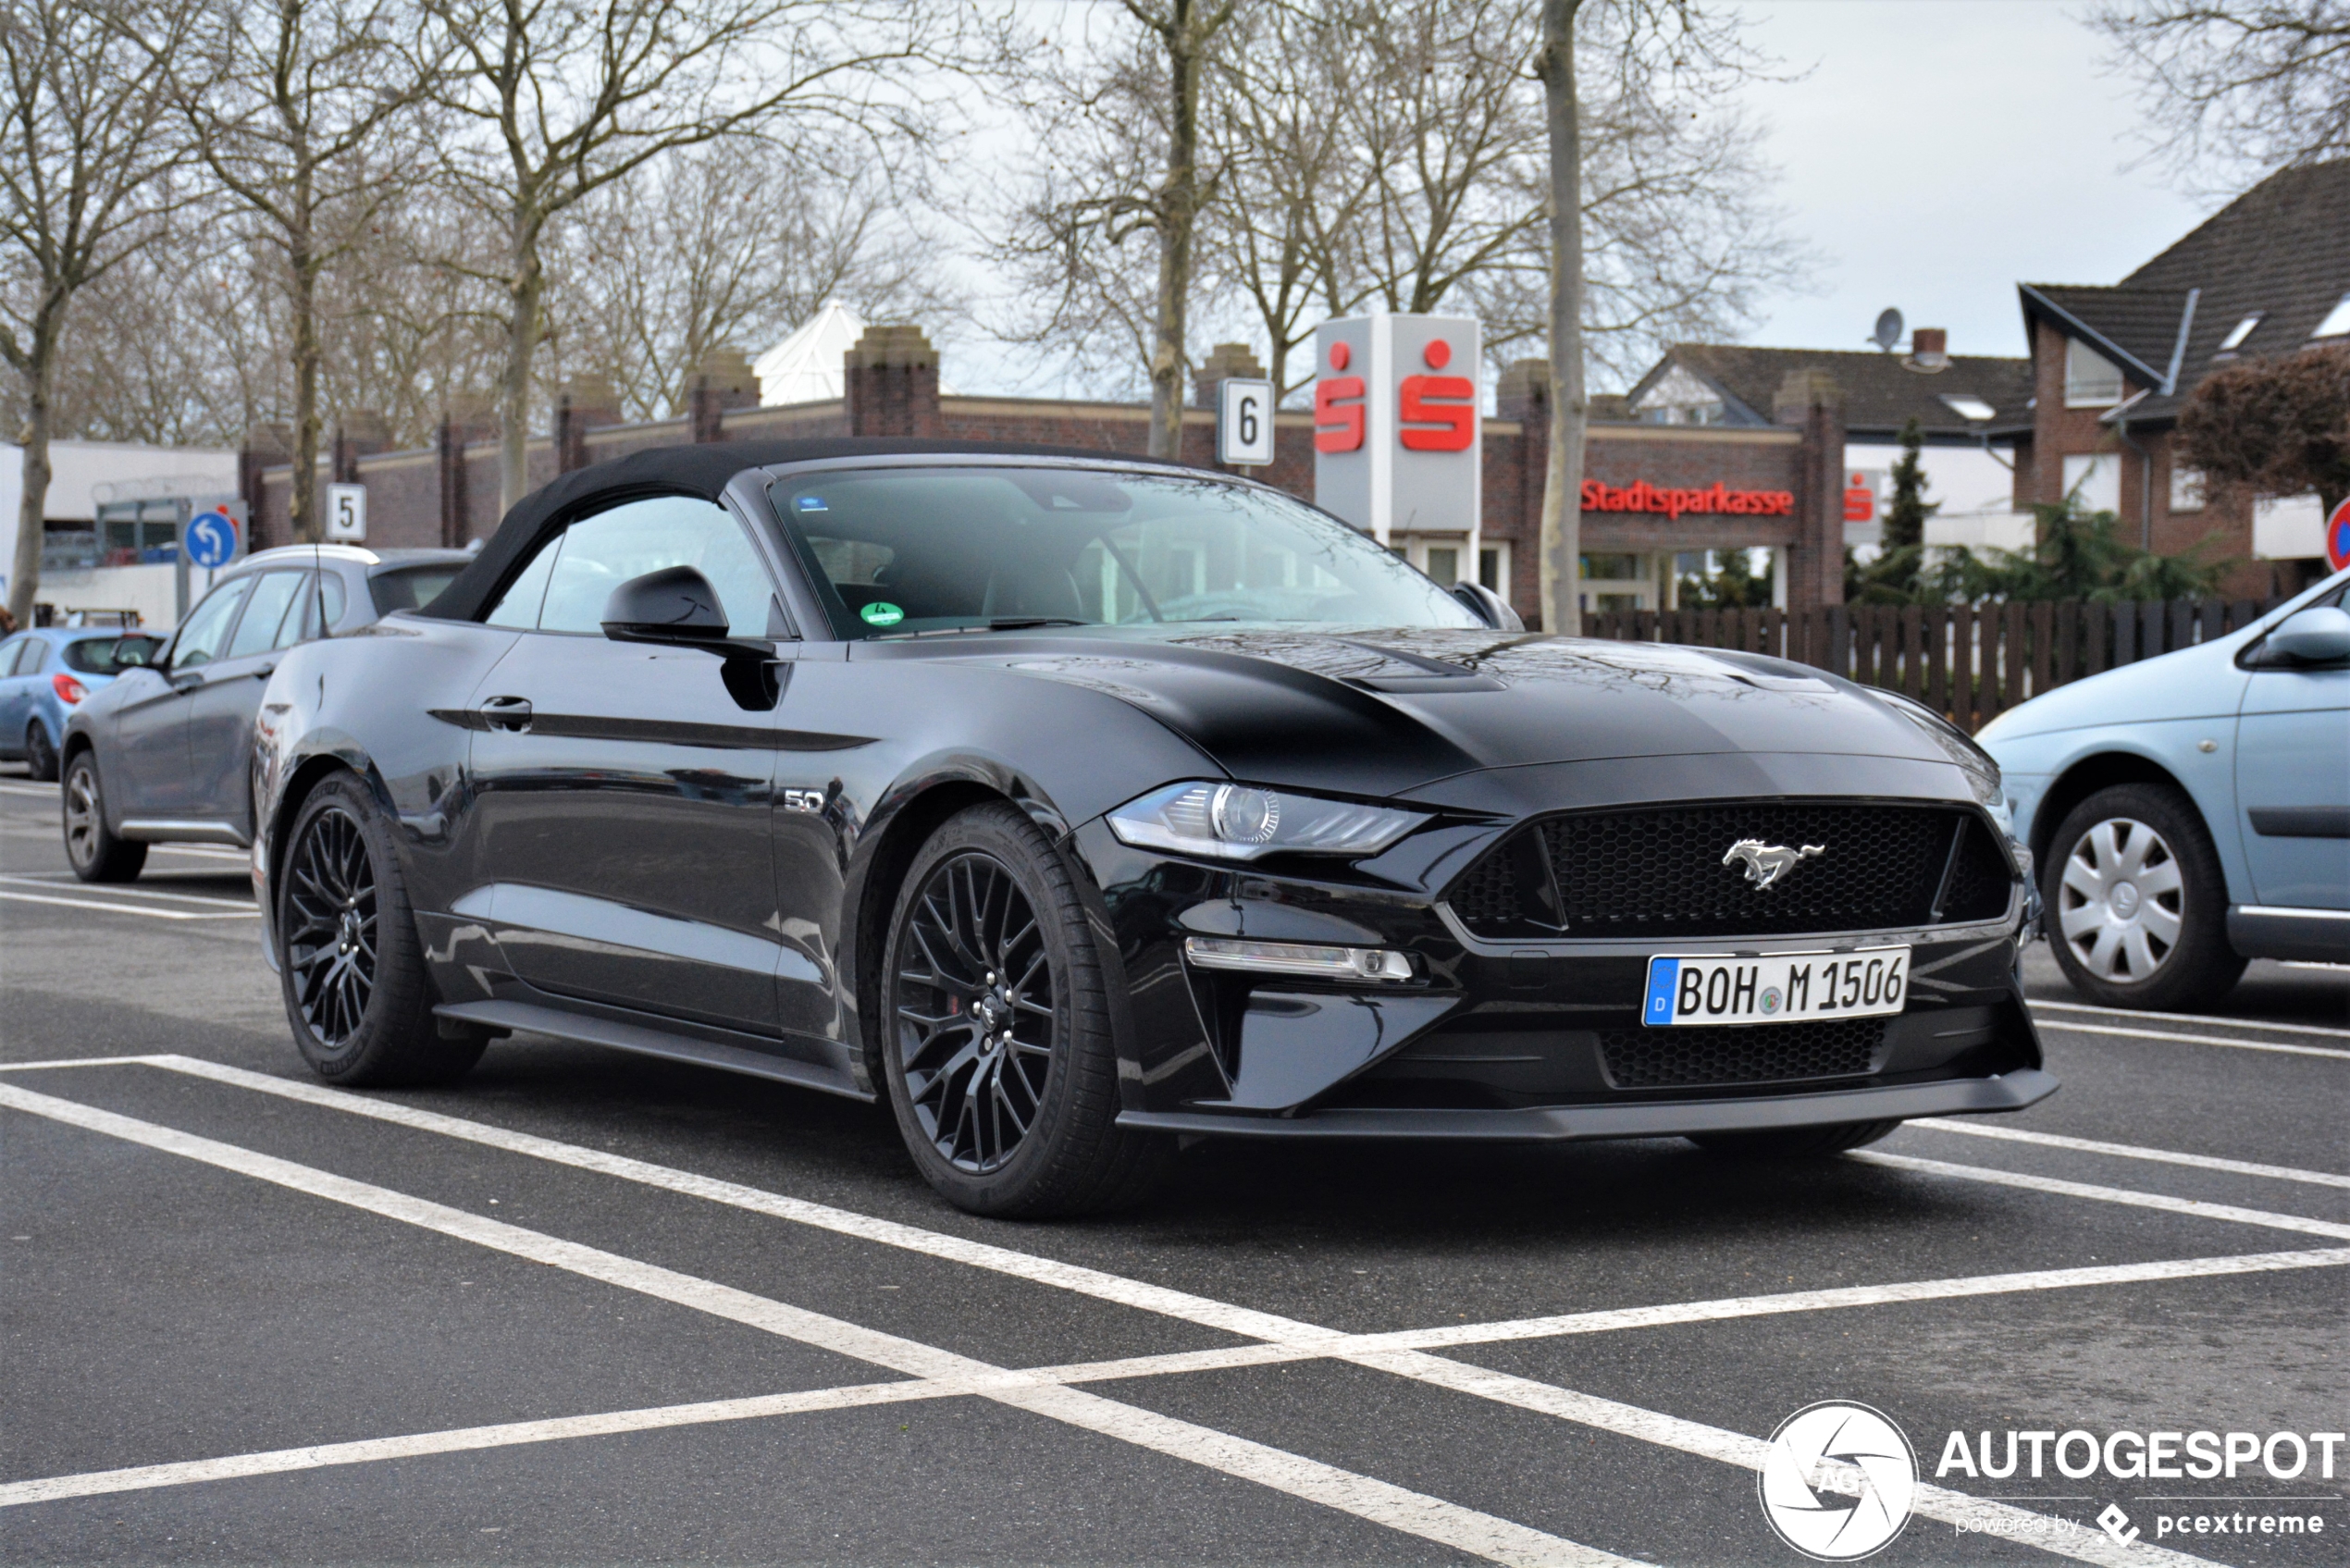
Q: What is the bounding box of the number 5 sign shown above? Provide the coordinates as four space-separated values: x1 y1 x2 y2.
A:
326 482 367 543
1217 378 1274 466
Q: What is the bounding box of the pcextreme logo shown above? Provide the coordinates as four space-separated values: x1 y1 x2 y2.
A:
1759 1401 1918 1561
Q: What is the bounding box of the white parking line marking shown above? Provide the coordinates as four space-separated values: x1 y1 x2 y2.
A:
0 1081 1634 1568
0 1382 943 1508
69 1055 2286 1567
148 846 250 861
0 874 253 908
2035 1019 2350 1060
2031 997 2350 1041
1913 1118 2350 1189
0 890 256 921
1852 1151 2350 1240
0 783 57 799
0 1056 166 1072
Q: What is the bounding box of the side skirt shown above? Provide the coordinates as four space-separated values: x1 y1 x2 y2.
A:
432 999 874 1104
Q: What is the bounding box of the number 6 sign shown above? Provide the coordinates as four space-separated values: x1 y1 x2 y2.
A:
1217 377 1274 466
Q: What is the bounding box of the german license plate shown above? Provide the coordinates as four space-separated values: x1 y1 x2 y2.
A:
1641 947 1910 1027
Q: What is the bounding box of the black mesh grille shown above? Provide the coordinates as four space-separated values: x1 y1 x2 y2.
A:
1936 818 2014 924
1599 1018 1886 1089
1446 844 1525 932
1444 802 2011 940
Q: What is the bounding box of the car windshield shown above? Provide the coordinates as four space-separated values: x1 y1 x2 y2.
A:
370 564 462 615
768 466 1483 638
62 635 162 674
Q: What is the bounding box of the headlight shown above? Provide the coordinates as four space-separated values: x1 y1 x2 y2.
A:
1107 782 1428 861
1876 690 2002 809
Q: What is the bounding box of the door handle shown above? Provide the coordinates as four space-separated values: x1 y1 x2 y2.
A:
478 696 533 733
251 661 278 680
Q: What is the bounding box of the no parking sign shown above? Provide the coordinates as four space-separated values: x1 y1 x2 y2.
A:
2328 496 2350 573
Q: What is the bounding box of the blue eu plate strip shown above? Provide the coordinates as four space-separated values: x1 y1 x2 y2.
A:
1643 958 1678 1027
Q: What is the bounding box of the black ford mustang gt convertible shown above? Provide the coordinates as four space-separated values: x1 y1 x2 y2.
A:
250 438 2053 1215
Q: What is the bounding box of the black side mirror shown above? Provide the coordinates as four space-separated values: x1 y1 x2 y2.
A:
602 566 733 647
600 566 780 710
1452 580 1525 632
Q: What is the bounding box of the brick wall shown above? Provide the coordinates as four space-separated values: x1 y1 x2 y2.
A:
250 327 1829 621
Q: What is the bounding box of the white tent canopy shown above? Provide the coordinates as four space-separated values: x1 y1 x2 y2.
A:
753 302 955 406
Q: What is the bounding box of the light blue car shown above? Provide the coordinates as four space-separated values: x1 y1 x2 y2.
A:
1979 567 2350 1010
0 627 164 783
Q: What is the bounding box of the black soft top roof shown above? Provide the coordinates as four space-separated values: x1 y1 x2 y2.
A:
417 438 1191 623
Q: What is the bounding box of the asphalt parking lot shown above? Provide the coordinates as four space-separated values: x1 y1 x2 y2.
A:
3 772 2345 1567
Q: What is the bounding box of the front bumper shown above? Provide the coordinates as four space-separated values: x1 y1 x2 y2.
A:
1073 800 2050 1140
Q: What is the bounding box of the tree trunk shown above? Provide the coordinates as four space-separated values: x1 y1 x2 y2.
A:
288 204 322 545
1146 1 1207 462
7 298 65 629
498 216 546 513
1536 0 1585 637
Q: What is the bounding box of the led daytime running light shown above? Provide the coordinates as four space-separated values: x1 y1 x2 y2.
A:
1182 936 1414 982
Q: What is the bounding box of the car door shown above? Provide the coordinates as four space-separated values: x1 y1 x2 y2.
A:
182 570 319 833
112 575 254 817
460 494 790 1038
2236 593 2350 909
0 636 42 755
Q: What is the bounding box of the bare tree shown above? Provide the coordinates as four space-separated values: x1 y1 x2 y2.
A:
1535 0 1585 636
2092 0 2350 189
1001 1 1238 451
167 0 439 540
423 0 965 510
550 139 953 420
1 0 192 625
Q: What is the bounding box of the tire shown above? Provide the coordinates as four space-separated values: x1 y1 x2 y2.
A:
24 721 58 783
277 771 483 1086
62 752 146 883
1688 1119 1903 1158
2043 782 2244 1011
878 801 1172 1217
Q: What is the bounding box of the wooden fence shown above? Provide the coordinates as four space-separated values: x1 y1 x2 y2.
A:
1581 599 2284 732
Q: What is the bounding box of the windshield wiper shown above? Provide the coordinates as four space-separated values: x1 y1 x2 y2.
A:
984 617 1090 631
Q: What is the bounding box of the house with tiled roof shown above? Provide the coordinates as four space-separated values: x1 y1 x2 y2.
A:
2015 159 2350 593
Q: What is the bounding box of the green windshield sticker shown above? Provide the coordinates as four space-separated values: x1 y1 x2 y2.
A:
860 601 905 627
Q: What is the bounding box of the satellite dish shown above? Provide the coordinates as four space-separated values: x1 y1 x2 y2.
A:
1870 309 1904 353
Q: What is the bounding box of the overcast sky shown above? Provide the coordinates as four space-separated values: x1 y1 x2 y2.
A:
1715 0 2212 361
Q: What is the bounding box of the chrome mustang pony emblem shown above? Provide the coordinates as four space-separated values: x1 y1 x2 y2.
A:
1724 838 1824 891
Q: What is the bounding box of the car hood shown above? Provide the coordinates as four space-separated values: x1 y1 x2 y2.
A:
1977 635 2248 747
929 625 1943 797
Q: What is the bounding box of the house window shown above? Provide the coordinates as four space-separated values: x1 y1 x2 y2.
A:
2062 452 2121 514
2313 293 2350 339
1940 394 1997 422
2170 463 2206 513
1478 543 1507 594
2064 340 2125 407
2217 314 2262 352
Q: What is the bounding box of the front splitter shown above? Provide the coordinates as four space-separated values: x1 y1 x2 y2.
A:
1118 1068 2059 1142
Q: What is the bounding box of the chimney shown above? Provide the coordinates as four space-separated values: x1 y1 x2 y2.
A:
1906 328 1949 373
1192 342 1266 408
1495 359 1550 423
844 324 942 438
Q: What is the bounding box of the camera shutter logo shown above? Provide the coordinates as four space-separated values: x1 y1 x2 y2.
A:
1759 1401 1917 1560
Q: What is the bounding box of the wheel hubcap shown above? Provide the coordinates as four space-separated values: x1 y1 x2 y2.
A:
2058 817 2183 982
283 806 378 1048
64 768 99 866
893 853 1057 1174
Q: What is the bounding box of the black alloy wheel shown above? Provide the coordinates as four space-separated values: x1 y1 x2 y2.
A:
275 771 483 1085
24 721 57 783
895 851 1058 1174
283 802 378 1049
61 752 145 883
880 801 1171 1216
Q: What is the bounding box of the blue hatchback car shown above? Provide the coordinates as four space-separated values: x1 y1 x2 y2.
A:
1979 567 2350 1010
0 627 164 783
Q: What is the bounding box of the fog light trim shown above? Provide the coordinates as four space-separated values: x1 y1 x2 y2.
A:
1181 936 1413 982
